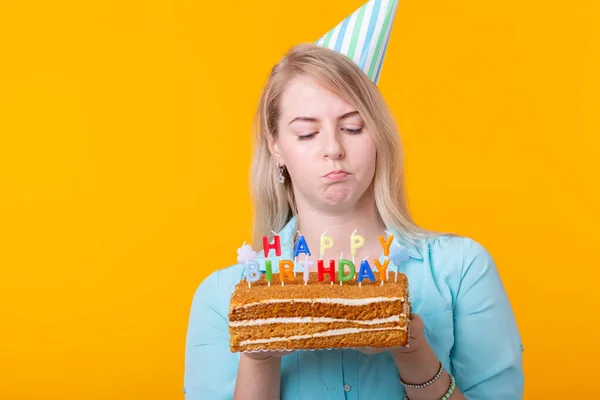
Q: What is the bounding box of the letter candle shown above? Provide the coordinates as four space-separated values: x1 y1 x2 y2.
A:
294 232 311 279
350 229 362 278
262 232 282 287
300 253 314 285
279 260 295 285
338 258 355 284
377 232 394 283
236 232 408 287
265 260 273 286
320 231 333 259
317 259 336 283
237 242 259 288
245 260 261 287
350 229 365 257
373 259 390 285
357 256 373 287
263 233 281 257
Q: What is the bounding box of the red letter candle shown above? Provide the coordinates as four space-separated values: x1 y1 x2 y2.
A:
317 259 336 283
262 235 281 257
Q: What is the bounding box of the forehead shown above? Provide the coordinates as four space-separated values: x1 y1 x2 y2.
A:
279 75 355 119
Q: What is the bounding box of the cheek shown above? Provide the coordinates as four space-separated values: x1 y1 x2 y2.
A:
288 161 320 186
351 137 377 170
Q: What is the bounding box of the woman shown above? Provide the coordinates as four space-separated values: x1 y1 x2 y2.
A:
183 43 524 399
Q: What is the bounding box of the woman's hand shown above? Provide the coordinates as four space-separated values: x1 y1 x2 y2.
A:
359 314 464 399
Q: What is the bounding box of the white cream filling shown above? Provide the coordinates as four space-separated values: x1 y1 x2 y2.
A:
239 296 404 308
239 326 406 346
229 314 406 327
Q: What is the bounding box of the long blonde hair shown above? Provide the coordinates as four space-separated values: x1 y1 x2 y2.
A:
250 43 440 246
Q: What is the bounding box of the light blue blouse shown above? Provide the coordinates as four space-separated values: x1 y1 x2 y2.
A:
184 216 524 399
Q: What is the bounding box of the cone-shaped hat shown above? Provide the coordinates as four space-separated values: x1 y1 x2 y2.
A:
316 0 399 85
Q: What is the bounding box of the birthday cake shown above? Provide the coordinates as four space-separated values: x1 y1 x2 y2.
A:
228 229 412 352
229 271 410 352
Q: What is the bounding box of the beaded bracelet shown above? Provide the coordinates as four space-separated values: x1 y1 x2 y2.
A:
400 361 444 389
403 373 456 400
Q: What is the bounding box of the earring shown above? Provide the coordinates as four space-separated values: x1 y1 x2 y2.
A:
275 159 285 184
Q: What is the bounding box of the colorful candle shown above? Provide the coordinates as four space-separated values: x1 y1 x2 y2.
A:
236 233 410 287
265 259 273 286
237 242 257 264
262 234 281 257
299 255 314 285
237 242 259 287
294 235 311 257
338 259 356 282
373 258 390 282
244 260 261 287
377 234 394 256
317 259 336 283
350 231 365 257
357 258 375 285
320 232 334 258
279 260 295 285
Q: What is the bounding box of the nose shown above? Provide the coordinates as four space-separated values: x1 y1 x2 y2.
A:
323 130 345 160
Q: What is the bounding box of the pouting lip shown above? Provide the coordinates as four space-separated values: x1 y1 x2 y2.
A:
323 169 350 177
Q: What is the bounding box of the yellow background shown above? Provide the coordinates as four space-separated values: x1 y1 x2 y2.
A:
0 0 598 398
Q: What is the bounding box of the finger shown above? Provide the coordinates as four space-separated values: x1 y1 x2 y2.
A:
408 313 424 336
410 313 422 323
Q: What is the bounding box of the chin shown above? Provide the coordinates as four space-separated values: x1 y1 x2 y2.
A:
321 185 354 206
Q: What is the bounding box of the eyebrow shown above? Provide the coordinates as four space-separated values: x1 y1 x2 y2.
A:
288 111 360 125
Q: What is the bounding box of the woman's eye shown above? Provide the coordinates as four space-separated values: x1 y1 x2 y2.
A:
298 133 316 141
344 127 363 134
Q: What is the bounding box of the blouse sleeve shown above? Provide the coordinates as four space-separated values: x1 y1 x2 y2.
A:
450 237 524 399
183 269 240 400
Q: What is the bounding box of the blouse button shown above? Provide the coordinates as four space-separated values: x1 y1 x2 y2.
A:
343 384 352 392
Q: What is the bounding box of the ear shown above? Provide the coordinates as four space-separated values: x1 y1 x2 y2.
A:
267 134 285 166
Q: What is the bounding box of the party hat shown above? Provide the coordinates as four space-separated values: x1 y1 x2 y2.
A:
315 0 399 85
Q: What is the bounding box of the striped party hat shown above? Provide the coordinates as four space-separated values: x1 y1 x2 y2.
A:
315 0 399 85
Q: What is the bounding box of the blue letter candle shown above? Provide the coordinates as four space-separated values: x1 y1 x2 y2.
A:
357 259 376 283
244 260 261 286
294 235 311 257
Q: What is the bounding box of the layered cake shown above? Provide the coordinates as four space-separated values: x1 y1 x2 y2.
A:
229 272 410 352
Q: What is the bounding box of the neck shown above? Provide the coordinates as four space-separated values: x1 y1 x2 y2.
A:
295 190 386 261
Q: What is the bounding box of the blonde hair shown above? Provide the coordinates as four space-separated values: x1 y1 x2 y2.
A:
250 43 440 246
